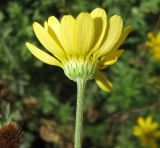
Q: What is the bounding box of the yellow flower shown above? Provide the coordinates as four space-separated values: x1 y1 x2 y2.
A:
134 116 160 148
26 8 132 92
146 32 160 61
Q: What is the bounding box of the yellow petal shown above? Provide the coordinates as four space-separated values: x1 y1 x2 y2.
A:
99 26 132 67
44 21 62 48
137 117 145 127
90 8 107 50
33 22 66 61
134 126 142 136
26 42 63 67
111 25 132 51
60 15 76 56
95 15 123 58
97 25 131 63
151 123 158 130
95 71 112 92
74 13 94 58
48 16 62 43
146 116 152 126
100 58 117 69
156 32 160 42
100 49 124 69
44 21 48 30
103 57 117 65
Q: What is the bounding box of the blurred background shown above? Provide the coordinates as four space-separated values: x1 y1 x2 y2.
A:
0 0 160 147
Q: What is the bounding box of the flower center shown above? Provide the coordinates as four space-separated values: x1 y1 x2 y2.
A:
63 58 99 81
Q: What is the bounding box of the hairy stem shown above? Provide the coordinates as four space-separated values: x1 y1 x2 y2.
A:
74 79 87 148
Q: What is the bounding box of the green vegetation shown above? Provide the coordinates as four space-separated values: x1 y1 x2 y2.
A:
0 0 160 147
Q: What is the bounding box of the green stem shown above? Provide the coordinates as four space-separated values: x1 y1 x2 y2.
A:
74 79 87 148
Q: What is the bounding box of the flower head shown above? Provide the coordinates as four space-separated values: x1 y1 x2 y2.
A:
146 32 160 61
26 8 132 92
134 116 160 148
0 122 22 148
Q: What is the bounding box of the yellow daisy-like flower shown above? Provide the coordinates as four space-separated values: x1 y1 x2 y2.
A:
146 32 160 61
26 8 132 92
134 116 160 148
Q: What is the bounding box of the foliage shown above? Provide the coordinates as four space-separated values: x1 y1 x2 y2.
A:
0 0 160 147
